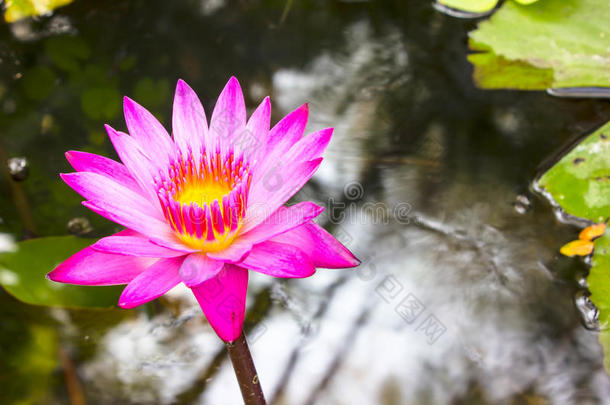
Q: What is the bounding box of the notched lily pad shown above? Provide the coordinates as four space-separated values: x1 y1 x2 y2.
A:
536 121 610 224
468 0 610 91
0 236 122 308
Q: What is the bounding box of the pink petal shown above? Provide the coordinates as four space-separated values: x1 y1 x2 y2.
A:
179 253 224 287
191 264 248 342
47 246 155 286
248 104 309 192
172 80 205 163
123 96 173 166
118 256 185 308
264 104 308 158
105 125 159 202
65 150 144 195
272 221 360 268
206 240 252 263
243 158 323 232
238 201 324 245
239 240 315 278
284 127 333 163
148 236 199 253
209 77 246 152
83 200 175 244
61 172 161 221
243 96 271 162
92 235 188 258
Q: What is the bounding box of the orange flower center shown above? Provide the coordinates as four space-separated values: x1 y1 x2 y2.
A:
156 149 250 252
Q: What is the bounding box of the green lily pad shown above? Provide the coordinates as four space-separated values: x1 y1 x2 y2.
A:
536 121 610 224
469 0 610 90
4 0 73 23
438 0 499 13
467 50 554 90
437 0 539 13
588 232 610 373
0 236 123 308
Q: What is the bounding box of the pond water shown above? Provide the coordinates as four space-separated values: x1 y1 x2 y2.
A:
1 1 610 404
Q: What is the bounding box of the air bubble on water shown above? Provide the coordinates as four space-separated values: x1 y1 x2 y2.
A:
578 276 588 289
574 290 600 331
513 194 531 215
7 157 29 181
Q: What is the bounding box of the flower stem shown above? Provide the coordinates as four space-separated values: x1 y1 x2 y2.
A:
226 333 266 405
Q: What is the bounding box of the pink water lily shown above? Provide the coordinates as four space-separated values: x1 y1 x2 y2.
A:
48 77 359 342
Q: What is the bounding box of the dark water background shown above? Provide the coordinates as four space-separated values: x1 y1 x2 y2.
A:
1 1 610 404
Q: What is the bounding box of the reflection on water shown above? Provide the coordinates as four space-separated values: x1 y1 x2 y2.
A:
1 1 610 404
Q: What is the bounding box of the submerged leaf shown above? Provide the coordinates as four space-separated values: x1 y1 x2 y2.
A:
469 0 610 90
0 236 122 308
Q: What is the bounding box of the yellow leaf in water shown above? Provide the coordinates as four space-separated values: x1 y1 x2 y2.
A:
579 223 607 242
560 239 594 257
4 0 74 23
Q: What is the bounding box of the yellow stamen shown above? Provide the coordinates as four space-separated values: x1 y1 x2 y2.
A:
175 181 231 207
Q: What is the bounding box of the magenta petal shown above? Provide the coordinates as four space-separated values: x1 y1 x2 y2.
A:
209 77 247 151
83 200 175 243
172 80 205 162
244 96 271 162
239 201 324 245
240 240 315 278
272 221 360 268
148 236 198 253
65 150 144 195
47 246 155 286
206 240 252 263
191 264 248 342
118 256 185 308
284 127 333 163
243 158 323 232
105 125 159 202
179 253 224 287
123 96 173 166
92 235 188 258
61 171 161 220
264 103 308 158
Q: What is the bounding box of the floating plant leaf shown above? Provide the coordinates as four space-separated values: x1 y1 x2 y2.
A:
536 121 610 224
0 236 122 308
538 122 610 373
467 50 553 90
468 0 610 90
437 0 538 14
437 0 498 13
4 0 73 23
587 232 610 373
